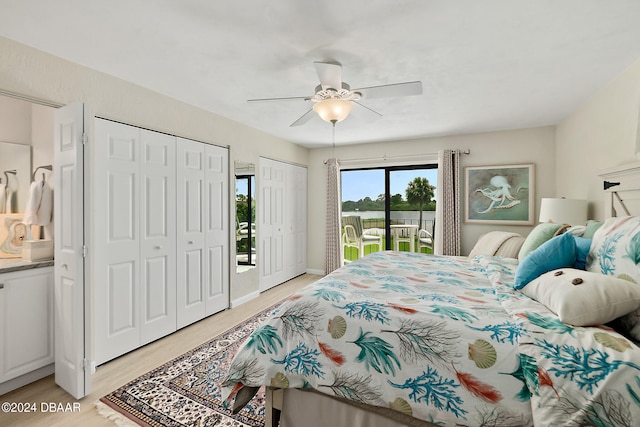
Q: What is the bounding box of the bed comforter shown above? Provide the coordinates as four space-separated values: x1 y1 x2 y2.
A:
222 251 640 426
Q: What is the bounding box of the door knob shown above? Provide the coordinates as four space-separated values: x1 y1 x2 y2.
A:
155 245 163 249
188 240 194 245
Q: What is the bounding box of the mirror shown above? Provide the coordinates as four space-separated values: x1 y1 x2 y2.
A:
0 141 31 214
235 161 256 273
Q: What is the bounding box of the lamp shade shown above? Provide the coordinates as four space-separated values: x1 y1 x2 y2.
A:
312 99 353 123
539 198 587 225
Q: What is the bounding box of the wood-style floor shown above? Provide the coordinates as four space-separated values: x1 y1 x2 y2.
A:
0 274 320 427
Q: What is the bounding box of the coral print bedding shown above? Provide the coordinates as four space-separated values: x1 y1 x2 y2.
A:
223 249 640 426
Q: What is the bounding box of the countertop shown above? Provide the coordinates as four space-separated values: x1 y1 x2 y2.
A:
0 258 54 274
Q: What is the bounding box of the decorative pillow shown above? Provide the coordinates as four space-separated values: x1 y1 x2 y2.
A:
582 220 604 239
586 216 640 280
520 268 640 326
574 237 592 270
514 232 576 290
586 216 640 338
517 222 565 261
566 225 586 236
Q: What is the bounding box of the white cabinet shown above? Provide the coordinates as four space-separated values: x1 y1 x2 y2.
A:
259 158 306 291
0 267 54 391
93 119 228 364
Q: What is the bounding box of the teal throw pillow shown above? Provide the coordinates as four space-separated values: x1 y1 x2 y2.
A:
514 232 577 290
574 237 591 270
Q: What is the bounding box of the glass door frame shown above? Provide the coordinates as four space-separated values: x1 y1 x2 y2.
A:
236 174 255 266
341 163 437 251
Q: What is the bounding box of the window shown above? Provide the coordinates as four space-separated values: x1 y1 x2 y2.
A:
235 175 255 266
341 165 437 261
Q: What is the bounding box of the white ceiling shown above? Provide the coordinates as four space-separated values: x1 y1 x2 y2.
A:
2 1 640 148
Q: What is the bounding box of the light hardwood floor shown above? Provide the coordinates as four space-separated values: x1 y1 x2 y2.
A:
1 274 321 427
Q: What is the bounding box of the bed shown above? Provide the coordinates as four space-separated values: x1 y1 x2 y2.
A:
222 163 640 427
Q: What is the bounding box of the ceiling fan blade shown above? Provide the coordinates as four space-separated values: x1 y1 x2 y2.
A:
354 101 383 120
314 61 342 91
353 81 422 99
290 109 316 127
248 95 310 103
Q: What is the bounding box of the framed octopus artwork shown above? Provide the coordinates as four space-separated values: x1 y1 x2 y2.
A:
464 163 535 225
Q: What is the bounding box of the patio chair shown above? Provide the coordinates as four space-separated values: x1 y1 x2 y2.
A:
236 221 256 242
418 228 434 253
342 216 382 262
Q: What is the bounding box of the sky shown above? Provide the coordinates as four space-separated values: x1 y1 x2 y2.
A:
341 168 438 201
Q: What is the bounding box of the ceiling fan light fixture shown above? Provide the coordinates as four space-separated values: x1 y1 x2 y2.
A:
312 98 354 123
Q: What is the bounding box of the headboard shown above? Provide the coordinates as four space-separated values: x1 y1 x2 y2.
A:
599 161 640 218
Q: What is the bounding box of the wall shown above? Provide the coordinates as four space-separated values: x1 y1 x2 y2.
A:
0 96 31 144
31 103 54 179
556 58 640 219
0 36 309 302
307 126 556 272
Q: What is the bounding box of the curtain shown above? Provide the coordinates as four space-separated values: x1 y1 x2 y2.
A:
435 149 461 256
325 158 342 274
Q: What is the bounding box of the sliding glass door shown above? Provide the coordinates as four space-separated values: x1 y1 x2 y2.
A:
341 165 437 262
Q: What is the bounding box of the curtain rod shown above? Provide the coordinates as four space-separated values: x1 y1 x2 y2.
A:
324 149 470 165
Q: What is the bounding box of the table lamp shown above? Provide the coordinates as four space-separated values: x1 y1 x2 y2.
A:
539 198 588 225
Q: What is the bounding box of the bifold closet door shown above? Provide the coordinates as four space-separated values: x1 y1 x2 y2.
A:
93 120 177 364
176 139 229 328
93 119 141 364
203 144 229 317
139 129 176 345
258 158 285 291
282 163 307 279
176 138 206 328
291 164 307 276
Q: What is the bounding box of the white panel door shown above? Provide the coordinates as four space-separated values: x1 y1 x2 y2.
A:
176 138 206 328
292 165 307 276
259 161 274 290
281 163 307 280
283 163 297 279
259 158 285 291
93 119 141 364
204 144 229 316
54 102 90 398
140 129 176 344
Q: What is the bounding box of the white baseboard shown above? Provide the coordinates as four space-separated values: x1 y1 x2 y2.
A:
230 290 260 308
0 364 54 395
306 268 324 276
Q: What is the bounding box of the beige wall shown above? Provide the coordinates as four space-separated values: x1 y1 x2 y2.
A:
6 32 637 297
0 95 31 144
307 126 556 271
0 36 308 302
556 58 640 219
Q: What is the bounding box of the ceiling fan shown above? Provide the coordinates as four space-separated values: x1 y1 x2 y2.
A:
248 61 423 127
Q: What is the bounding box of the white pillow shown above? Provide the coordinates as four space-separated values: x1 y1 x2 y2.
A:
520 268 640 326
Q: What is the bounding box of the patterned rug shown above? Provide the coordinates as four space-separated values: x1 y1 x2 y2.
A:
95 304 280 427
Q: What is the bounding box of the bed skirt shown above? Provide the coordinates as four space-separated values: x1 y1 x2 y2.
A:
267 387 438 427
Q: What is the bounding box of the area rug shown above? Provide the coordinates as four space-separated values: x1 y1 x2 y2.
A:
95 303 282 427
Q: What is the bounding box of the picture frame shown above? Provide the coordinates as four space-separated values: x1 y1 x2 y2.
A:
465 163 535 225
